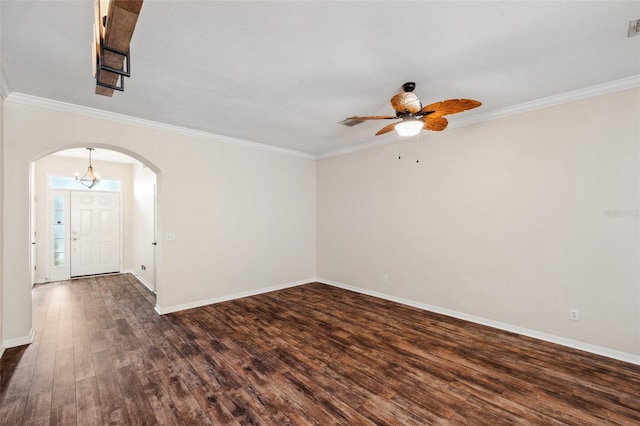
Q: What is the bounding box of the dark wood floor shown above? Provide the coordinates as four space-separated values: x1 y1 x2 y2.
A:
1 275 639 425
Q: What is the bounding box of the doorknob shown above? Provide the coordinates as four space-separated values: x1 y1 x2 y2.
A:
152 242 157 246
72 237 79 241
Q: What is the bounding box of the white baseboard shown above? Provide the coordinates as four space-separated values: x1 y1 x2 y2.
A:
155 278 315 315
0 345 4 359
124 270 156 294
317 278 640 366
3 327 35 349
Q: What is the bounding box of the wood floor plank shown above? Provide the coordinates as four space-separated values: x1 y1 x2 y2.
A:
51 347 75 408
114 365 156 425
134 367 202 425
55 296 74 352
22 390 53 425
102 407 131 425
0 362 35 405
75 376 102 426
358 394 432 426
153 366 215 425
2 275 640 425
0 399 29 426
73 349 95 383
50 403 76 426
92 350 125 420
27 352 55 397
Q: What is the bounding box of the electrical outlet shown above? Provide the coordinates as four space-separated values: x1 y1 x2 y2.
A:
166 232 175 241
569 309 579 321
141 265 146 271
383 274 388 283
266 269 272 277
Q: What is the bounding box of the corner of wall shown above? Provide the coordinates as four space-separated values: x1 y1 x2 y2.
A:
0 89 5 356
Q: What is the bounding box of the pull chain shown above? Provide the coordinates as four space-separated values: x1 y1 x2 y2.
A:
415 133 420 163
398 139 402 160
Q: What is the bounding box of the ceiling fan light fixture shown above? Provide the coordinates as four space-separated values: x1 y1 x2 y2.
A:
346 82 481 138
395 119 423 137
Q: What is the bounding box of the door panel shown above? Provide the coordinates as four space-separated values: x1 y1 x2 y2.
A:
71 191 120 277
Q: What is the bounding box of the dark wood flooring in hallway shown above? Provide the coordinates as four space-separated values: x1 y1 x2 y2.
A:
1 274 639 425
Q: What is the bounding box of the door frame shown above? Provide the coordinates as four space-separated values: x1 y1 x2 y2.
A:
30 163 37 286
44 178 124 282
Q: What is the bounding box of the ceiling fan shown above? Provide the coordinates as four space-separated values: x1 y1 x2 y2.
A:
346 82 481 137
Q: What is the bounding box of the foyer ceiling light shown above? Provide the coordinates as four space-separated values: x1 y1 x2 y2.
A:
93 0 144 96
75 148 101 189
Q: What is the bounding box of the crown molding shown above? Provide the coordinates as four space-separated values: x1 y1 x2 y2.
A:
5 75 639 161
450 74 640 129
5 92 316 160
318 75 640 160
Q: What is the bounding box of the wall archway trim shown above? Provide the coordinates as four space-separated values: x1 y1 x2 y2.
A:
32 143 162 175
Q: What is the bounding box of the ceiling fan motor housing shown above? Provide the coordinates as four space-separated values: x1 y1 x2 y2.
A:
402 82 416 92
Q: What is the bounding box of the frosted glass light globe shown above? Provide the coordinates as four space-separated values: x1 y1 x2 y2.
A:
395 120 423 137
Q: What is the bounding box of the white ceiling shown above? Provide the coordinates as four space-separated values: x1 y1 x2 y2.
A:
2 1 639 157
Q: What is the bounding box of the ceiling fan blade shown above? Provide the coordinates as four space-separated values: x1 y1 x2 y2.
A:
423 116 448 131
390 92 422 114
346 115 398 120
375 121 400 136
421 99 482 117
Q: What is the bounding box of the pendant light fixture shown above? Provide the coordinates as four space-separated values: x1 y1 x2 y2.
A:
75 148 101 189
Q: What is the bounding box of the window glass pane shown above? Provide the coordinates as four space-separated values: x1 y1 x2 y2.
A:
49 176 120 192
53 195 65 211
50 176 71 189
54 210 64 224
52 194 65 268
54 238 65 253
54 224 65 238
97 179 120 192
54 252 64 267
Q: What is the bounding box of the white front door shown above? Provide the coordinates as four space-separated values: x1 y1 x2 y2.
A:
70 191 120 277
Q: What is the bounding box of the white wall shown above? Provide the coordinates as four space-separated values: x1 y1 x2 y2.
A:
33 155 134 282
2 99 317 343
4 86 636 362
317 87 640 357
131 162 156 289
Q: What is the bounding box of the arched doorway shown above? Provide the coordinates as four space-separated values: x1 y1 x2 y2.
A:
30 145 161 294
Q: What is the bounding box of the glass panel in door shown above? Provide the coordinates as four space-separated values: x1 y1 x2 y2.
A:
53 195 65 267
